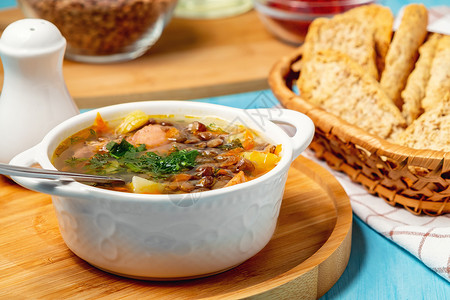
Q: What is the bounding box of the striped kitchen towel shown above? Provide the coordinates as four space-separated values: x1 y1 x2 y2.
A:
302 149 450 281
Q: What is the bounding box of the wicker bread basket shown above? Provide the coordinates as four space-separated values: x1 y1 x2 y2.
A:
269 47 450 216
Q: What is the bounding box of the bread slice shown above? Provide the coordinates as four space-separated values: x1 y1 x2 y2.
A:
298 50 406 139
336 4 394 76
396 92 450 151
380 4 428 108
401 33 442 125
422 35 450 111
302 17 378 79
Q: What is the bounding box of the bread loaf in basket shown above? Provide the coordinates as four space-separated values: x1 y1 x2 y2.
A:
269 4 450 215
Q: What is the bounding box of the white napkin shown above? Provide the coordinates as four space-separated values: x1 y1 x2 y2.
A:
393 5 450 35
302 150 450 282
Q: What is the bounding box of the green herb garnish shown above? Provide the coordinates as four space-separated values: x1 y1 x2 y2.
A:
85 139 199 178
151 149 199 175
89 129 97 137
88 153 112 174
219 138 243 150
207 123 227 133
106 139 145 159
64 157 87 167
69 136 83 145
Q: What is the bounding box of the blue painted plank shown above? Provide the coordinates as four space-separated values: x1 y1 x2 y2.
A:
322 216 450 300
379 0 450 15
0 0 16 10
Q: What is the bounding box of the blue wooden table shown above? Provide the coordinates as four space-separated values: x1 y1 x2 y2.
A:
1 1 449 299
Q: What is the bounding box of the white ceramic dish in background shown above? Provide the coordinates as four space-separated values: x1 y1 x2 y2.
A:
10 101 314 280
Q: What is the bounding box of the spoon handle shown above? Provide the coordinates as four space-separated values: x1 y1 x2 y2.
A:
0 162 125 184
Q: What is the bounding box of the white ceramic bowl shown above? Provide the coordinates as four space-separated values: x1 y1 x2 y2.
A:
10 101 314 280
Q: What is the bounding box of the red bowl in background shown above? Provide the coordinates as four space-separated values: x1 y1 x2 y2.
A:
254 0 376 45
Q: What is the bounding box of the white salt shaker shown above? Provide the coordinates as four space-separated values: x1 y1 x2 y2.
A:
0 19 79 163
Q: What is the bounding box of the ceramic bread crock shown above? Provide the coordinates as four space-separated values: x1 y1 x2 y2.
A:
10 101 314 280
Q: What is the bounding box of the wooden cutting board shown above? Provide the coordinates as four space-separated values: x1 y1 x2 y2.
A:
0 8 296 109
0 156 352 299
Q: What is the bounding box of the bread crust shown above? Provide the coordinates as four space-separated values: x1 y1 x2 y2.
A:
396 93 450 151
336 4 394 76
401 33 442 125
421 35 450 111
380 4 428 108
295 3 450 151
302 17 378 79
298 50 405 139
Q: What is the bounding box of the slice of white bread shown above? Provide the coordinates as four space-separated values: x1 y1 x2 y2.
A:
302 17 378 79
396 93 450 151
401 33 443 125
298 50 406 139
379 4 428 109
335 4 394 76
421 35 450 111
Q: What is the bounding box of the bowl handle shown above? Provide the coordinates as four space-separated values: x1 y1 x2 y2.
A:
9 145 90 198
246 108 314 160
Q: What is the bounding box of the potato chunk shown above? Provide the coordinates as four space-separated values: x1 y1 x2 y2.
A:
130 176 164 194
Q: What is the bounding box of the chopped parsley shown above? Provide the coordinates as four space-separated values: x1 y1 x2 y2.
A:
64 157 87 167
219 138 243 150
207 123 227 133
151 149 199 175
88 153 110 169
69 136 83 144
83 139 199 178
106 139 146 159
89 129 97 137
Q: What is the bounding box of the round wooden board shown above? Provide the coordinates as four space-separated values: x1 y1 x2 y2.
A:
0 156 352 299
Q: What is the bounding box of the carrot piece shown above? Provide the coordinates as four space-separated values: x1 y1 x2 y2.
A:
172 173 192 182
165 127 180 139
94 112 109 133
242 151 280 174
111 186 130 193
224 171 246 187
216 169 231 176
242 130 255 150
223 148 244 156
274 144 282 155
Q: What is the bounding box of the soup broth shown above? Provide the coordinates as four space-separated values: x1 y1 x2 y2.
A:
52 110 281 194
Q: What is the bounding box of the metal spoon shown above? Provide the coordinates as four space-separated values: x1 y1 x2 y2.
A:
0 162 125 184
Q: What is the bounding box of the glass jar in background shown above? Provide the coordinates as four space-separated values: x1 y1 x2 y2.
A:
253 0 376 45
17 0 178 63
175 0 253 19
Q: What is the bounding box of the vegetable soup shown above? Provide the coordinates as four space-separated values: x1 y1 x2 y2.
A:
52 110 282 194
